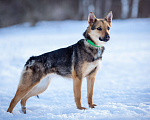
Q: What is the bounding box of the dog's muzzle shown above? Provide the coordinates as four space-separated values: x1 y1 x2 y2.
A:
99 34 110 42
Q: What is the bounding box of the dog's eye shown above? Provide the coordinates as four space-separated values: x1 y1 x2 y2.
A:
97 27 102 31
107 27 110 30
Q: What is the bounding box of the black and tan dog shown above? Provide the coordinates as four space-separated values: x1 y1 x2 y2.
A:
7 11 113 113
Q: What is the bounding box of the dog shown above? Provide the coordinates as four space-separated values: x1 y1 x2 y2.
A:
7 11 113 114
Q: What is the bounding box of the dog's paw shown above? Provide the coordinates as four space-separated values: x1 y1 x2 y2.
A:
78 106 87 110
21 106 26 114
89 104 97 108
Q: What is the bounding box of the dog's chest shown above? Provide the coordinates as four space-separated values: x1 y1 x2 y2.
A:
86 46 104 62
82 60 102 77
94 48 102 60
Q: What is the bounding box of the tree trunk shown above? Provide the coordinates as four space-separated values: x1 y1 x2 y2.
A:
121 0 130 19
131 0 140 18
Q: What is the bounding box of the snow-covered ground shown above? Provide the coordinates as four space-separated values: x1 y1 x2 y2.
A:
0 18 150 120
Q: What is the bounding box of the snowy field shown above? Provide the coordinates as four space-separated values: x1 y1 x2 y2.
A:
0 18 150 120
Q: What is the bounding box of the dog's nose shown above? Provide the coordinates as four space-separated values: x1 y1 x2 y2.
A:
104 34 110 40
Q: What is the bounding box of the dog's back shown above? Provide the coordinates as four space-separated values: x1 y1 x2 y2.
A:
25 45 74 77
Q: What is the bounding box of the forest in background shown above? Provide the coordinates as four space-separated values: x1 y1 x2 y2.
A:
0 0 150 28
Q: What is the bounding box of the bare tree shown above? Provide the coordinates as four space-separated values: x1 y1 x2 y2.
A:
82 0 89 19
104 0 112 15
78 0 83 19
121 0 130 19
88 0 95 13
131 0 140 18
95 0 103 18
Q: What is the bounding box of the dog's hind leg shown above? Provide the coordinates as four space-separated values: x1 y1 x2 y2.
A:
20 76 51 114
7 66 44 113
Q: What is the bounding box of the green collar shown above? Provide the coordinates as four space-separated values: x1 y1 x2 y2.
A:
86 39 101 48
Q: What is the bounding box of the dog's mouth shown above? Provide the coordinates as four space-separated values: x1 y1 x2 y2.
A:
99 35 110 42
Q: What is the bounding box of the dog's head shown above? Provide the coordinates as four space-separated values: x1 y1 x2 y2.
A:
84 11 113 46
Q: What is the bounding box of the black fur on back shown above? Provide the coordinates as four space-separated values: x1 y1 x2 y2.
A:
25 39 104 79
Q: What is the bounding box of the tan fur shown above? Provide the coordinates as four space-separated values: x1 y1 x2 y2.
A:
20 76 51 113
86 69 98 108
88 30 105 46
72 59 101 110
7 67 46 113
96 19 111 38
72 65 86 110
82 60 101 78
7 81 40 113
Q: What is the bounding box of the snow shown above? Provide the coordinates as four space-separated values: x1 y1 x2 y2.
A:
0 18 150 120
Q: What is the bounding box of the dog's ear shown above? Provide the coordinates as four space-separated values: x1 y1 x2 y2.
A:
105 11 113 26
88 12 97 26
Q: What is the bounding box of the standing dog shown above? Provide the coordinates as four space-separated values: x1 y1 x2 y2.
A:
7 11 113 113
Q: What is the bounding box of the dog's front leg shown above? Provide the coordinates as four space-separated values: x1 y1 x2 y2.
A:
86 71 97 108
73 78 86 110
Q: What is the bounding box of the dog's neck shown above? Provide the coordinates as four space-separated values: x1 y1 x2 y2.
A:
86 39 101 48
79 39 105 62
83 30 105 48
83 30 95 44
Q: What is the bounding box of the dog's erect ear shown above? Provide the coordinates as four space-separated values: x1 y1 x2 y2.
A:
88 12 97 26
105 11 113 26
